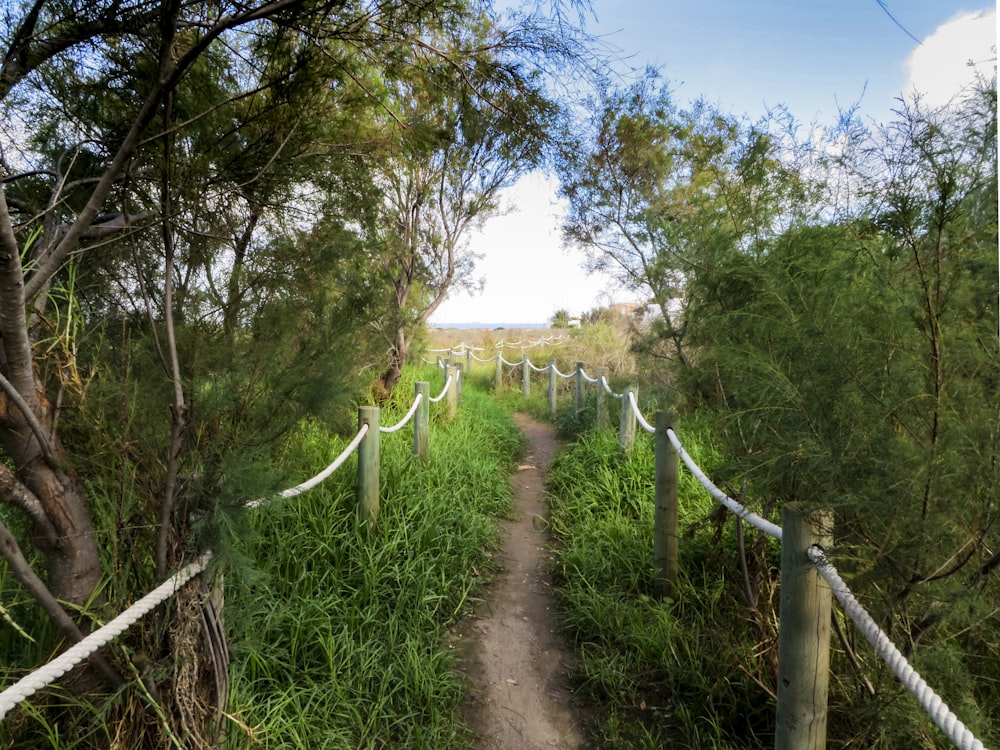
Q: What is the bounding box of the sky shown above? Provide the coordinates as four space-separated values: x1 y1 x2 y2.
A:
429 1 998 327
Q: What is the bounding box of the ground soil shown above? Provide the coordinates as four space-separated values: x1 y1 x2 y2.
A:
450 413 587 749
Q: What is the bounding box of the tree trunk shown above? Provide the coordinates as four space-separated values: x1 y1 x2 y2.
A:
0 386 103 606
379 327 409 397
0 189 102 607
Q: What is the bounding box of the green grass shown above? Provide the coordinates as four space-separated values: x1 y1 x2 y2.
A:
544 422 780 749
223 365 523 748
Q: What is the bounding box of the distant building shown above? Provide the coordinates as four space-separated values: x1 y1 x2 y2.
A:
608 302 643 317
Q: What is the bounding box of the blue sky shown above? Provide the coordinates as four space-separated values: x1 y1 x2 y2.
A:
430 1 997 327
584 0 995 122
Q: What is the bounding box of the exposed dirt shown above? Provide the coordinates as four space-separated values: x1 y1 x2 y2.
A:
450 413 586 749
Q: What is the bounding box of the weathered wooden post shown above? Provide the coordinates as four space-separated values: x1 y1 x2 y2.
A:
595 367 609 428
465 349 472 374
447 366 458 420
494 355 503 393
521 357 530 399
414 381 429 462
654 410 679 598
547 359 557 415
455 363 464 402
357 405 380 525
574 361 584 415
775 505 833 750
619 387 637 453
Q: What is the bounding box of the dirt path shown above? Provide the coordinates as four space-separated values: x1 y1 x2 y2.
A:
452 413 585 749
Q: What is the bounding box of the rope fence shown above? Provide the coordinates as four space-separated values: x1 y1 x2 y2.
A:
493 353 990 750
0 553 213 720
4 347 988 750
0 366 461 724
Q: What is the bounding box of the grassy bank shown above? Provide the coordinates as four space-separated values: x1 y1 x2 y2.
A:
224 365 522 748
543 411 781 749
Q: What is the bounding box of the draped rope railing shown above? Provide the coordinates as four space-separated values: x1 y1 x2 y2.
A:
8 349 987 750
492 353 990 750
0 553 213 720
808 546 985 750
0 367 460 724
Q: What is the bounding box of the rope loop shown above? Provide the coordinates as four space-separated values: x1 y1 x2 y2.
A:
600 375 622 398
380 393 422 434
526 358 548 372
627 391 656 434
428 374 453 403
0 553 212 720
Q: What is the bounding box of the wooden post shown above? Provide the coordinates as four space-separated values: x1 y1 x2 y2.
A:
357 406 380 525
521 357 530 399
455 363 464 402
414 381 429 462
595 367 609 428
574 361 584 415
447 365 458 420
466 349 472 374
775 505 833 750
494 355 503 393
654 410 679 598
619 387 637 453
548 359 557 416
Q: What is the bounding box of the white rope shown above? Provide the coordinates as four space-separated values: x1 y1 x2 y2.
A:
580 369 599 383
498 355 523 367
379 393 422 434
666 428 784 540
600 375 622 398
470 352 495 363
0 552 212 720
552 364 575 379
267 424 370 503
526 358 548 372
627 391 656 434
807 547 986 750
428 374 454 403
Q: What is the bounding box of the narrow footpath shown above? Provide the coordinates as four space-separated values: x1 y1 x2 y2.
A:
452 413 585 749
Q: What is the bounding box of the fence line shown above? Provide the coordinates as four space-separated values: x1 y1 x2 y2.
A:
496 354 990 750
0 368 459 724
5 354 988 750
808 546 986 750
0 553 213 720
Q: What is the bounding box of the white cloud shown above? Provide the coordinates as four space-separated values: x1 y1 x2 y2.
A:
905 9 997 108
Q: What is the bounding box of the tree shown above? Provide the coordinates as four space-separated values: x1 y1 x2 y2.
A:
0 0 537 742
551 308 572 327
558 69 808 367
369 16 557 395
680 85 999 745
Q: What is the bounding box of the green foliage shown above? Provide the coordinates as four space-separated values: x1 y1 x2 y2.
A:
545 426 776 748
223 369 522 748
675 87 1000 747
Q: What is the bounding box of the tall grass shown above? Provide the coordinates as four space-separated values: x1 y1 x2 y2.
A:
545 421 781 749
223 365 522 748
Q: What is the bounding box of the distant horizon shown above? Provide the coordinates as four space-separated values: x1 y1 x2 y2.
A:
431 322 552 330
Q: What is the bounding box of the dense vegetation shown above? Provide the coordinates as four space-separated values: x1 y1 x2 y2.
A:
548 70 998 748
0 0 995 747
0 0 577 745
